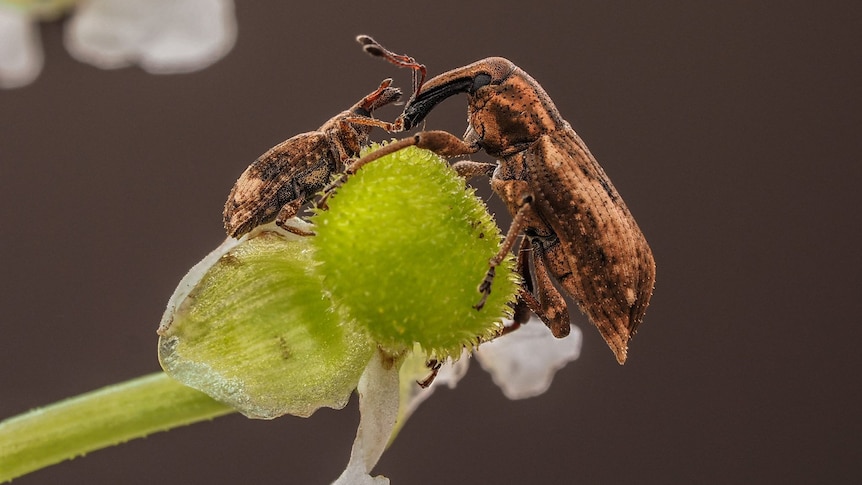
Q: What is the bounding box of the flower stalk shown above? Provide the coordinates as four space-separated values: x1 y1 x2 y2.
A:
0 372 233 482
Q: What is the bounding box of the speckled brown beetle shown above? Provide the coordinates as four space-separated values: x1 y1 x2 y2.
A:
223 78 403 238
354 38 656 364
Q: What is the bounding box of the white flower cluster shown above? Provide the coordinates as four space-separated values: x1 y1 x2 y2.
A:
0 0 236 88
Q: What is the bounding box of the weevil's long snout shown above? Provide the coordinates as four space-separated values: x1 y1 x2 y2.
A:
400 57 515 130
401 76 474 130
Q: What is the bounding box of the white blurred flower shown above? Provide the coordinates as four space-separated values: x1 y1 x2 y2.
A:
65 0 236 73
0 0 236 89
0 4 42 88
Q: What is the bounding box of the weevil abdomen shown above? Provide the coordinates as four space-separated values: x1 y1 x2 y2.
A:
224 133 330 237
222 79 402 238
529 131 655 362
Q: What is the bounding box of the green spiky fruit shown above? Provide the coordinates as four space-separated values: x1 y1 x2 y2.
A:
313 145 518 359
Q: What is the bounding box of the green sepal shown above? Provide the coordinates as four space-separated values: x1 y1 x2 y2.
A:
158 224 374 419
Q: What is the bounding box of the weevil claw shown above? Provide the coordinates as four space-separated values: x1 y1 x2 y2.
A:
474 266 495 310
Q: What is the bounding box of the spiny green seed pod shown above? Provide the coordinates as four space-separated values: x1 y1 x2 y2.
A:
313 145 518 359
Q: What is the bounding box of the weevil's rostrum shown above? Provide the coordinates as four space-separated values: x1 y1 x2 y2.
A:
223 79 401 238
358 43 655 364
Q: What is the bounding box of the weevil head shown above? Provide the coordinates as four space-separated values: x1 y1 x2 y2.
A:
402 58 563 156
401 57 516 130
354 80 402 116
328 80 403 157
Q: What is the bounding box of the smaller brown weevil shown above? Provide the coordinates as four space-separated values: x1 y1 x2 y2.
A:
355 38 656 364
223 78 402 238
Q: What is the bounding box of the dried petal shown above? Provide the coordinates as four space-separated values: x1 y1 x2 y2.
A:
475 318 582 400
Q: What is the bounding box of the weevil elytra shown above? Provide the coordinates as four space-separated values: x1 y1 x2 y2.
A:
223 78 402 238
355 40 656 364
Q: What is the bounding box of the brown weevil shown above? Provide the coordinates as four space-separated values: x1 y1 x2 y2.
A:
355 40 656 364
223 78 402 238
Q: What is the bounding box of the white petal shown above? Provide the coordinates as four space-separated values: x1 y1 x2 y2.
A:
475 318 582 400
332 349 400 485
65 0 236 73
0 5 43 88
333 465 389 485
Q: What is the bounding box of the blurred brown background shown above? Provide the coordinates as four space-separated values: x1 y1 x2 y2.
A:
2 2 861 483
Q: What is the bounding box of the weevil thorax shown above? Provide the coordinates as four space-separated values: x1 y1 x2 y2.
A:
319 108 374 173
465 58 565 158
324 84 401 170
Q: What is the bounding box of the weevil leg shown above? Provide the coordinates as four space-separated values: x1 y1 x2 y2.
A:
414 130 481 158
349 130 478 174
275 198 315 236
507 243 570 338
452 160 497 180
340 115 402 133
495 238 533 338
315 174 347 210
316 130 479 208
357 35 427 96
528 240 571 338
417 359 442 388
319 135 421 204
511 236 534 327
475 195 533 310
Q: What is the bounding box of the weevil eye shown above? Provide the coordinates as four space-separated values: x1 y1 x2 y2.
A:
471 73 492 93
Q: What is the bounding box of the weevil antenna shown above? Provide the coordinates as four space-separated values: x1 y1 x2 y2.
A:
356 35 427 98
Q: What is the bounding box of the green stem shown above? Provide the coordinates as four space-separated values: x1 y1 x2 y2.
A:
0 372 234 482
